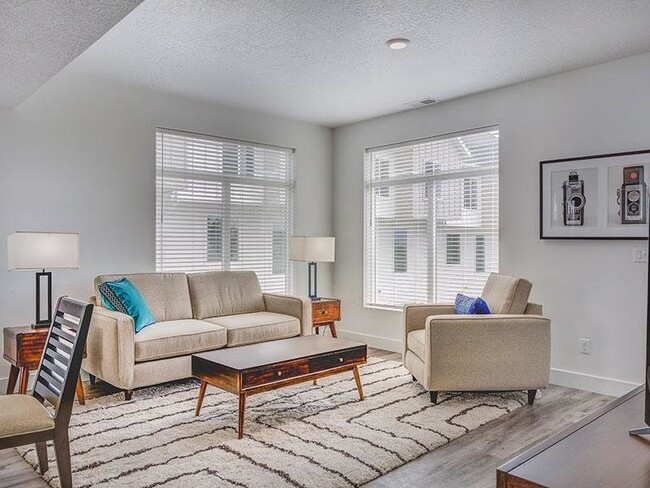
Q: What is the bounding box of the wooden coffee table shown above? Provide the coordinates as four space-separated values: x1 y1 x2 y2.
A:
191 335 367 439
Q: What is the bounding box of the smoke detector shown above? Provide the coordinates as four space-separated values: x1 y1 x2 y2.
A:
403 97 440 109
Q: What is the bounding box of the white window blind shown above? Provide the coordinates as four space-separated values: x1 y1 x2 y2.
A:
156 128 295 293
364 126 499 309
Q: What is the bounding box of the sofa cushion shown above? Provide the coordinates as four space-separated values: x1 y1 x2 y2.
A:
205 312 300 347
95 273 193 322
407 330 426 361
481 273 532 314
187 271 265 319
134 319 227 363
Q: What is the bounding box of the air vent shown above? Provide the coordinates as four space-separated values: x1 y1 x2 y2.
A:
403 97 440 109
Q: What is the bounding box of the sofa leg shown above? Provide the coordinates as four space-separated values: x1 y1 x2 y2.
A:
527 389 537 405
430 391 438 405
124 390 133 401
89 374 96 386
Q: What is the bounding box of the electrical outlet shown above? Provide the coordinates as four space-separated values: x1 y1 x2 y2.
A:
634 248 648 263
579 338 591 355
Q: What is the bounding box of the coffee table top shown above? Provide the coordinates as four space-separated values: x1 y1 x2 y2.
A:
193 335 366 371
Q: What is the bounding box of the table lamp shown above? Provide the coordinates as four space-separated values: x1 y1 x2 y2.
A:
290 236 335 300
7 232 79 328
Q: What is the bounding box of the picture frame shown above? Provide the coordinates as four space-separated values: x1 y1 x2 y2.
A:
540 149 650 240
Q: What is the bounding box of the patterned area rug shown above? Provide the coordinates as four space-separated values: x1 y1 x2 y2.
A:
18 358 526 487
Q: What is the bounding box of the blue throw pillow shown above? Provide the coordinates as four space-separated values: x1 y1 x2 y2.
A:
455 294 491 315
98 278 156 333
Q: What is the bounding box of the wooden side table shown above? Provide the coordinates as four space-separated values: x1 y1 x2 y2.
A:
311 298 341 338
3 325 85 404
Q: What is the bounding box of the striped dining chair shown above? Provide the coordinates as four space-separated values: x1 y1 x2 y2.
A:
0 297 93 488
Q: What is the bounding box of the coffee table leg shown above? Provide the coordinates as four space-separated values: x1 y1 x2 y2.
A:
353 365 364 400
195 381 207 416
238 393 246 439
6 365 19 394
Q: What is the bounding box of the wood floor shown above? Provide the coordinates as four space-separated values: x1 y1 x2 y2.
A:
0 348 613 488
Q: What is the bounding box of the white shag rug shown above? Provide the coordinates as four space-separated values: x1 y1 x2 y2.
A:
18 358 526 487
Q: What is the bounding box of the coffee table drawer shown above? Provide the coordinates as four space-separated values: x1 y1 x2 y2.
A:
242 359 310 388
309 348 364 373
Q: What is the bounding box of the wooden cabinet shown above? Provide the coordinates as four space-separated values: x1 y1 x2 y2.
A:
311 298 341 337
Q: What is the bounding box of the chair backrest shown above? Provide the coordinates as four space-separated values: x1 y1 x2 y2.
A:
32 297 94 425
481 273 532 314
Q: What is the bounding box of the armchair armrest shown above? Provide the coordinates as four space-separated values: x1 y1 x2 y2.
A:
82 306 136 390
403 304 456 358
424 314 551 391
264 293 312 336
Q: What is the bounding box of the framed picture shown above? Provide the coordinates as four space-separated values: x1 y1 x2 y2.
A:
540 149 650 239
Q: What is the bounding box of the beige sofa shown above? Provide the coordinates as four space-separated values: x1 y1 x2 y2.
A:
403 273 551 405
82 271 311 399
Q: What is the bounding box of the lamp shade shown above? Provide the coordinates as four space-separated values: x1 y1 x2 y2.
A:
8 232 79 270
290 237 335 263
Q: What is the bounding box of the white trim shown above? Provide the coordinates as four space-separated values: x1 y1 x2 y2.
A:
336 329 402 353
549 368 640 397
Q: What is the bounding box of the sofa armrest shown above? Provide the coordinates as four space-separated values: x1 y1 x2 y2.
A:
264 293 312 336
423 314 551 391
82 307 136 390
403 304 456 358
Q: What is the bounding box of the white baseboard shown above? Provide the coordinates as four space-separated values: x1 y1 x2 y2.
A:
336 330 641 398
549 367 641 397
336 329 401 353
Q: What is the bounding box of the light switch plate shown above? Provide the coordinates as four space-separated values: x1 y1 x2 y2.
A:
633 248 648 263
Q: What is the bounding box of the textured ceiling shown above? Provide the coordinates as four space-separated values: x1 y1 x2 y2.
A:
0 0 142 108
25 1 650 126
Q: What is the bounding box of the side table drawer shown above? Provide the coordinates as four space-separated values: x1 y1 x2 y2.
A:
242 359 310 389
309 347 365 374
312 301 340 324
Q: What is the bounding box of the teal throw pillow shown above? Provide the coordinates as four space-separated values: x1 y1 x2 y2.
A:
98 278 156 333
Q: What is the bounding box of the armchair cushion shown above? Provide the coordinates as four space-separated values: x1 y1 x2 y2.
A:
407 330 426 361
0 395 54 438
481 273 532 314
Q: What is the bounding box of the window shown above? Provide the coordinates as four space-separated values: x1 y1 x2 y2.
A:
364 127 499 308
446 234 461 265
476 235 485 273
156 128 295 293
394 229 407 273
463 178 478 210
376 160 390 197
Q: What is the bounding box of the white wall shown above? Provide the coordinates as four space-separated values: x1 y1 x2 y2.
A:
333 53 650 396
0 71 333 382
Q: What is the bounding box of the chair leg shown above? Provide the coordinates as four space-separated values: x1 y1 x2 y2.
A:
35 441 48 474
430 391 439 404
124 390 133 401
89 374 96 386
527 389 537 406
53 430 72 488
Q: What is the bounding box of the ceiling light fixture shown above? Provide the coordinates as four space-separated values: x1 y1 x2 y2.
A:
386 38 410 50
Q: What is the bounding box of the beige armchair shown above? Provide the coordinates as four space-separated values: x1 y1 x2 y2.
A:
403 273 551 405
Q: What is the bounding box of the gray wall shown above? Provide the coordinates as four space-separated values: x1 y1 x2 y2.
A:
333 53 650 396
0 71 333 382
